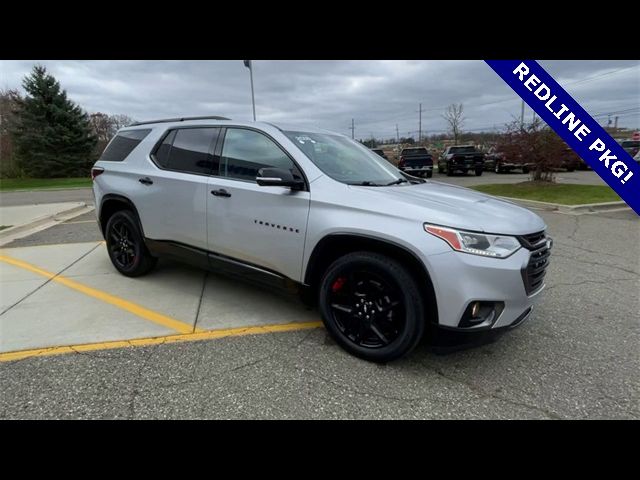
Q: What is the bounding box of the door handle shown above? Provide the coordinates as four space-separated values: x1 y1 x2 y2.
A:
139 177 153 185
211 188 231 198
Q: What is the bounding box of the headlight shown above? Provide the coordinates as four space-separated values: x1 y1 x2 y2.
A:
424 224 521 258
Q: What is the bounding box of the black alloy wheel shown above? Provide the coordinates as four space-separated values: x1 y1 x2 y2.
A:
319 252 425 362
105 210 157 277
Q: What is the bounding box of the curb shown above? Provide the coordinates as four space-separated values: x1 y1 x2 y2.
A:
495 196 629 214
0 203 89 240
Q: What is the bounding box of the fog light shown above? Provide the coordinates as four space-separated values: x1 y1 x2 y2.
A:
458 301 505 329
471 301 481 318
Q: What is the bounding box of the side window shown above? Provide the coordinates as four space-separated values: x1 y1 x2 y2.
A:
221 128 300 182
153 130 176 168
154 127 220 175
99 129 151 162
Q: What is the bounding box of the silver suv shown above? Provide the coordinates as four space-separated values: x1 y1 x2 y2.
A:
92 117 552 362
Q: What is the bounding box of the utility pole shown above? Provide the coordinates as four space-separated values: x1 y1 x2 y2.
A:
350 118 355 139
520 99 525 130
614 116 619 130
418 103 422 144
395 124 399 144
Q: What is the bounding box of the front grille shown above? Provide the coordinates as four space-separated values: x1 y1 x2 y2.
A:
519 231 546 249
518 231 551 295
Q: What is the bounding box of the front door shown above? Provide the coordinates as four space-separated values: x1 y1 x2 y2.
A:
207 127 310 282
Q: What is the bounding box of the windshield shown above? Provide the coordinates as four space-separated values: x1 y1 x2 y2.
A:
283 131 404 185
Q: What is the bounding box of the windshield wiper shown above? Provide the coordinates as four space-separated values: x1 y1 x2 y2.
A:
348 181 382 186
385 178 408 186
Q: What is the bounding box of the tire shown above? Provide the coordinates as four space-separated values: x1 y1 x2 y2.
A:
475 168 483 176
567 167 575 172
426 171 433 179
105 210 157 277
318 252 425 363
522 166 530 174
446 164 453 176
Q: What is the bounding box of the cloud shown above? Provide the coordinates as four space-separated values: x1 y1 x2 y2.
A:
1 60 637 137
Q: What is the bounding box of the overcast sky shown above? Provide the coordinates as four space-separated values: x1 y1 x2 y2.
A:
1 60 638 138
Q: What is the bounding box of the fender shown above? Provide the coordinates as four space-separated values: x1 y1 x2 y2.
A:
99 194 145 237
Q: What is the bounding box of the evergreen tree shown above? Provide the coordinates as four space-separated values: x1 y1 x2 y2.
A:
11 65 96 178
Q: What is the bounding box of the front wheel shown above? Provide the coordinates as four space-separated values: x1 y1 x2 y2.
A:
318 252 425 363
475 168 483 176
105 210 157 277
446 165 453 176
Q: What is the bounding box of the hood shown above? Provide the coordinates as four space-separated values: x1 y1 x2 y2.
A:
350 181 546 235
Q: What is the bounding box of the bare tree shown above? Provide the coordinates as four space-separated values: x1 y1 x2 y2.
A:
497 119 567 182
110 114 135 130
443 103 465 144
89 113 116 143
0 89 21 175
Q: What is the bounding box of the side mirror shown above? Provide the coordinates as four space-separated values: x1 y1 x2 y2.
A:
256 167 304 189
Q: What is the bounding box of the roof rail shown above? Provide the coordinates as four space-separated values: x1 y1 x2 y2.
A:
129 116 231 126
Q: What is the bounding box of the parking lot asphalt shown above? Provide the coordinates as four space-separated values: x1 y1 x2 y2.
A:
0 200 637 419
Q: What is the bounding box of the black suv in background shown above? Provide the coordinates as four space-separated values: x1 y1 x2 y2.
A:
370 148 390 161
397 147 433 178
438 145 485 176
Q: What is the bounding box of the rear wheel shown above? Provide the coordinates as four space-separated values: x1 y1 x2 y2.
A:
522 166 530 174
475 168 483 176
318 252 425 362
426 170 433 178
446 164 453 176
105 210 157 277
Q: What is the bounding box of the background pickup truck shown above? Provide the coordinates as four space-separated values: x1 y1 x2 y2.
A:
397 147 433 178
438 145 485 176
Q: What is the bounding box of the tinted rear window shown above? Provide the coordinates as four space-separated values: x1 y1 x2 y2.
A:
165 127 220 175
621 141 639 147
449 146 476 154
99 129 151 162
402 148 429 155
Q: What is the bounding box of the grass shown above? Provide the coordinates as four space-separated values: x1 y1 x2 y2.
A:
471 182 622 205
0 177 92 191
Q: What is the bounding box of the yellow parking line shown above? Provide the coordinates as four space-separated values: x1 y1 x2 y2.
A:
0 321 323 362
0 253 198 334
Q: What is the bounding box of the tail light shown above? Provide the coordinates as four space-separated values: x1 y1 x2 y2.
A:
91 167 104 180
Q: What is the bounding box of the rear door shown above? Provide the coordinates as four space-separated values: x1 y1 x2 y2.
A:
207 127 310 282
134 127 220 250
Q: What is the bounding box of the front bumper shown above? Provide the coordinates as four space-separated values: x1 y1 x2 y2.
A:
424 246 547 330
